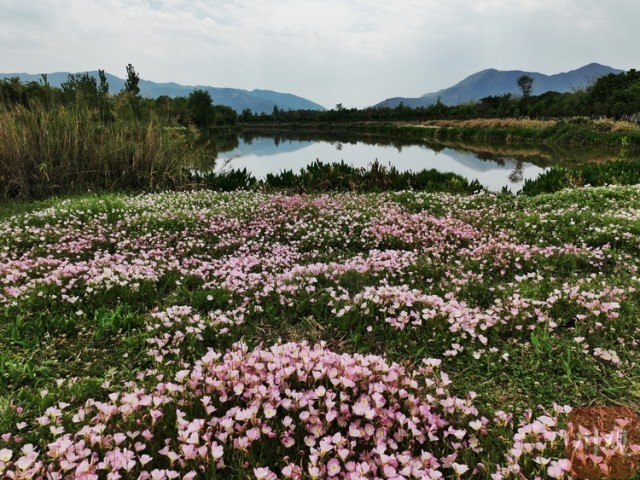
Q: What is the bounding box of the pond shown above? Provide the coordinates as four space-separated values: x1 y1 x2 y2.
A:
211 133 640 192
213 137 541 192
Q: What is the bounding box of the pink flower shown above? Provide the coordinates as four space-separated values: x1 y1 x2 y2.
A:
254 466 276 479
546 459 571 479
210 443 224 460
327 458 341 476
263 403 277 419
383 464 397 477
452 462 469 476
15 454 35 470
150 469 166 480
0 448 12 462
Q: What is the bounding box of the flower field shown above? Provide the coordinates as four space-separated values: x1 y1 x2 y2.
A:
1 186 639 479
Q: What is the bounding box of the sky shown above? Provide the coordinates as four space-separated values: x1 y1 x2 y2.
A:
1 0 638 109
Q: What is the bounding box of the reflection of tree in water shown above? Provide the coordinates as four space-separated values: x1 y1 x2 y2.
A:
475 152 506 166
333 142 343 151
508 160 524 183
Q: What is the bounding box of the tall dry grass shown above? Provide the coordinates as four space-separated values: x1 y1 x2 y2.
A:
416 117 640 133
417 118 555 129
592 117 640 133
0 104 203 199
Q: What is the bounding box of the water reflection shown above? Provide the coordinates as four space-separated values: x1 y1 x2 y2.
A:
215 136 545 192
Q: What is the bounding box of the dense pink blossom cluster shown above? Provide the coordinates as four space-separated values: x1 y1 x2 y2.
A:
1 342 615 480
1 188 639 478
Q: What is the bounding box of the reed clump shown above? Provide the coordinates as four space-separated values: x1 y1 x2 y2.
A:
0 103 203 199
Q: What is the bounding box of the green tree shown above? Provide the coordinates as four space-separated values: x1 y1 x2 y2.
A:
96 69 113 121
61 72 99 106
587 69 640 117
240 108 254 122
214 104 239 125
123 63 140 96
187 89 215 128
517 74 534 98
117 64 142 118
517 74 534 115
36 74 57 107
0 77 29 107
425 98 451 118
98 69 109 96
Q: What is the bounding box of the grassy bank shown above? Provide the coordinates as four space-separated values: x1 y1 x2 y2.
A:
1 186 639 479
242 117 640 150
418 117 640 148
522 160 640 195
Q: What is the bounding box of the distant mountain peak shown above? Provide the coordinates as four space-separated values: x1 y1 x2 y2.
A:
376 63 623 108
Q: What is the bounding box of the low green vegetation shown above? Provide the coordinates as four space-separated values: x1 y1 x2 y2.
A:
189 157 640 197
192 160 483 194
521 159 640 195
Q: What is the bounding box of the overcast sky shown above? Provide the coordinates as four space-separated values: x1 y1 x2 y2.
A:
1 0 638 108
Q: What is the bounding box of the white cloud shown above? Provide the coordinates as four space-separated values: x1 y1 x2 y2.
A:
0 0 638 107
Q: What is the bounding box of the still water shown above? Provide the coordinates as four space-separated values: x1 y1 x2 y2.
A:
216 137 546 192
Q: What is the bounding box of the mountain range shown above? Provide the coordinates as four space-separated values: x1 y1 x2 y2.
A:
1 63 625 113
375 63 623 108
0 71 326 114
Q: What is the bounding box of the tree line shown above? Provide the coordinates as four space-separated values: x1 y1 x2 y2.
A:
0 64 238 129
3 66 639 127
241 69 640 124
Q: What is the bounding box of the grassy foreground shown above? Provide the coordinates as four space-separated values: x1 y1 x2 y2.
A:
1 186 639 479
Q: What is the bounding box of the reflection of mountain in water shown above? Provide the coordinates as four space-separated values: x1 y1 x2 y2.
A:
210 134 549 191
220 138 313 159
436 148 515 172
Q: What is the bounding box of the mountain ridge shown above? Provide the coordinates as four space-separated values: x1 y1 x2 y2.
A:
376 63 624 108
0 70 326 114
